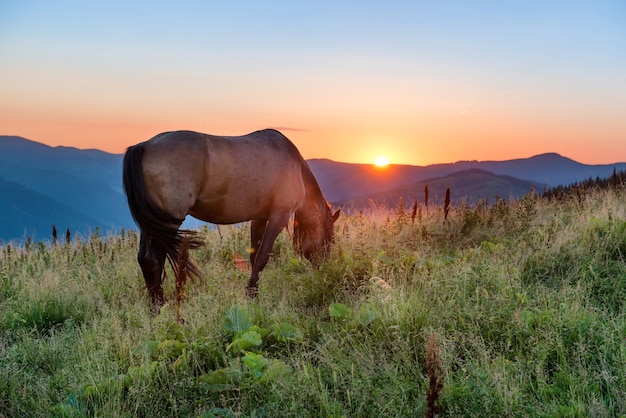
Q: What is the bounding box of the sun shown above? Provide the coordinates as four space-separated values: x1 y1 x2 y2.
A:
373 156 390 167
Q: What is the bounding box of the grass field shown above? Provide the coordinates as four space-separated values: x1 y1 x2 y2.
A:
1 188 625 417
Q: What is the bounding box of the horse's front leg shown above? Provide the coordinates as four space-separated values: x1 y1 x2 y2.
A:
138 233 166 308
249 219 267 269
246 211 290 298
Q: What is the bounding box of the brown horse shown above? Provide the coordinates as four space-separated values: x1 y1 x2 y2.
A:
123 129 339 306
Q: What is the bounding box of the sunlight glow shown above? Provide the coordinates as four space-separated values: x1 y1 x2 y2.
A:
374 156 390 167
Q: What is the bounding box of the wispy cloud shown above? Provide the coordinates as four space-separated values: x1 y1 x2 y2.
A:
269 126 310 133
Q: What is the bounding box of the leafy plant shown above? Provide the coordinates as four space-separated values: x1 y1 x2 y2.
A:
1 187 625 416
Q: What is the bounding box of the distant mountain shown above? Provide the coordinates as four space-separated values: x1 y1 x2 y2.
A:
0 136 133 243
308 153 626 203
336 169 548 210
0 178 102 241
1 134 625 243
307 159 426 202
0 136 122 191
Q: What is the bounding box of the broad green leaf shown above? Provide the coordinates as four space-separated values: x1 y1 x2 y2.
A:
66 392 80 409
157 339 187 360
329 303 353 321
244 324 270 339
260 359 292 384
242 352 268 379
228 330 262 352
198 368 242 392
269 323 303 343
357 304 380 327
163 322 184 341
223 304 251 333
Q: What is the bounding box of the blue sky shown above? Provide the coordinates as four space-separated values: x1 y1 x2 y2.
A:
1 1 625 165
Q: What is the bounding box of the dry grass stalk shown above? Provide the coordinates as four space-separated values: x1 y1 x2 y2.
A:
396 196 405 218
411 200 418 225
425 332 444 418
443 187 451 223
175 234 191 322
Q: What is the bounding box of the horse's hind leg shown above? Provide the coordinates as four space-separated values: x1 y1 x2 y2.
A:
138 232 165 307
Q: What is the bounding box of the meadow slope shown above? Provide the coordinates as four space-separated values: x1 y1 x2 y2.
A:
1 188 625 417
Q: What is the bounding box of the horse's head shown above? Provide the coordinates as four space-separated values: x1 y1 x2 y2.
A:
294 201 340 265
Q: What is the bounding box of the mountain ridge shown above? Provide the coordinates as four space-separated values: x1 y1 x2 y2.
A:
308 152 625 202
336 168 549 210
1 134 625 242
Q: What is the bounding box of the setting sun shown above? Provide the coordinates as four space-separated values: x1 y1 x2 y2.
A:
374 156 390 167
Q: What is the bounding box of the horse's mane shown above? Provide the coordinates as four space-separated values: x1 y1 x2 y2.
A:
293 158 331 257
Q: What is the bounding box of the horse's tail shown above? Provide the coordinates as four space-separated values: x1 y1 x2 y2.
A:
123 143 204 280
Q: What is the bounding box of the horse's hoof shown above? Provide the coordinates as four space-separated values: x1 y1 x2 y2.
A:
150 300 165 316
245 285 259 299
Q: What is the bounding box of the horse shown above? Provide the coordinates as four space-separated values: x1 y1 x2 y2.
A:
123 129 340 306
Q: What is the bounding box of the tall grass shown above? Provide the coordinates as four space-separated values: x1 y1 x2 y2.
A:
1 188 625 417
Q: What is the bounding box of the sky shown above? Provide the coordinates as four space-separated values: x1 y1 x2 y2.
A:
1 1 625 166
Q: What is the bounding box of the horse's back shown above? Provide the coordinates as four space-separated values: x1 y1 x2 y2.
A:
138 131 209 220
144 129 301 165
139 129 308 223
207 129 304 166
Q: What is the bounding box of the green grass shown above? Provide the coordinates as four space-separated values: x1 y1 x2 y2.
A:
1 188 625 417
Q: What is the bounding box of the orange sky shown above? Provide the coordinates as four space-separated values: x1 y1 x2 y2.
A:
1 2 625 165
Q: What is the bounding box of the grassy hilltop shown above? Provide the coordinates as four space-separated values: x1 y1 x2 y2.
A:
1 188 625 417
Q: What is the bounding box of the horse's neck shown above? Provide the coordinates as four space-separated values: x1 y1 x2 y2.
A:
298 171 326 225
298 195 324 224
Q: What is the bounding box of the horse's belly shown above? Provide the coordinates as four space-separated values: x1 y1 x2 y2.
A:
188 195 272 225
190 157 305 224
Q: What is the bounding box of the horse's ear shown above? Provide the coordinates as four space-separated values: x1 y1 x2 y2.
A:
332 209 341 223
